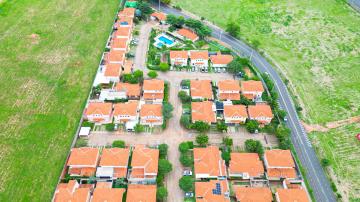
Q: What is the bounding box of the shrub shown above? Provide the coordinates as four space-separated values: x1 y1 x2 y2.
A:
196 134 209 146
180 115 191 129
134 124 144 133
179 176 194 192
245 139 264 155
221 150 231 165
158 144 168 159
82 121 94 129
180 153 193 167
147 70 158 78
226 21 240 37
112 140 125 148
159 62 170 72
105 123 115 131
246 120 259 133
321 158 331 167
191 121 210 132
216 121 228 133
222 136 233 147
163 102 174 120
157 186 168 201
179 142 190 153
158 159 172 176
178 91 191 103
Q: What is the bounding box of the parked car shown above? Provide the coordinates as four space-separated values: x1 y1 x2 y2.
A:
183 169 192 176
185 192 194 198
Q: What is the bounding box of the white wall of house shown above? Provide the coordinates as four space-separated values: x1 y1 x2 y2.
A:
86 114 112 124
170 58 188 67
190 59 208 68
224 116 246 124
212 63 228 68
99 89 127 101
140 116 163 126
114 114 138 124
242 90 263 99
249 116 272 124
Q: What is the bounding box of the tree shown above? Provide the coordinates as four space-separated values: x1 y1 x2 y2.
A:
158 144 168 159
178 91 191 103
221 150 231 165
222 136 233 147
166 14 185 28
179 176 194 192
105 123 115 131
161 0 171 4
134 124 144 133
157 186 168 201
180 115 191 129
184 18 212 38
159 62 170 72
321 158 331 167
196 134 209 146
179 142 190 153
191 121 210 132
246 120 259 133
133 70 143 80
112 140 125 148
226 21 240 37
137 1 153 19
252 39 260 49
227 57 249 74
245 139 264 155
163 102 174 120
147 70 158 78
180 153 193 167
276 109 287 120
216 121 228 133
158 159 172 175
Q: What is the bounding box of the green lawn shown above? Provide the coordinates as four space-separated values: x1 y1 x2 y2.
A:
0 0 119 200
309 123 360 201
173 0 360 125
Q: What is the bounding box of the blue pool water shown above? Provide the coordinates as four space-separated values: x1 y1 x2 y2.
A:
156 42 164 47
158 36 174 45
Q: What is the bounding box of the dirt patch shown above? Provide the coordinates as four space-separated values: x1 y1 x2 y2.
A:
302 115 360 133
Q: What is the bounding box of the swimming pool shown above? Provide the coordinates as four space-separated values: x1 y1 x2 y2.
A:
158 36 174 45
154 33 176 48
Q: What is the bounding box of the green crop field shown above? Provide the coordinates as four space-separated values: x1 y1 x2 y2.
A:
0 0 119 200
172 0 360 200
310 123 360 201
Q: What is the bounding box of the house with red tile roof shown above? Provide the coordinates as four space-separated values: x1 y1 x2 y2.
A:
67 147 100 177
140 104 163 127
176 28 199 42
128 145 159 183
84 102 113 124
275 188 310 202
92 187 125 202
189 50 209 70
52 180 91 202
218 80 241 100
96 148 130 179
264 150 297 181
122 60 133 74
113 101 139 124
150 12 167 23
143 79 164 103
106 50 126 65
210 53 234 68
195 180 230 202
118 7 135 19
113 26 131 40
110 37 129 52
190 79 213 100
229 153 265 179
234 187 273 202
224 104 247 124
247 104 274 125
114 82 141 99
114 16 133 29
193 146 227 179
191 101 216 124
240 80 265 101
170 50 188 67
104 62 122 82
126 184 157 202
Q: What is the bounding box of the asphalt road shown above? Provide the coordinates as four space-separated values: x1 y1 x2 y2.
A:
348 0 360 12
156 3 337 202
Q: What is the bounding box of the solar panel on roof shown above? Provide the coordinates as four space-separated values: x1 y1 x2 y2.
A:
212 183 222 195
120 22 129 25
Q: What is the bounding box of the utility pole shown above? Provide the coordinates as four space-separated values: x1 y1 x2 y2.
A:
219 30 223 40
158 0 161 11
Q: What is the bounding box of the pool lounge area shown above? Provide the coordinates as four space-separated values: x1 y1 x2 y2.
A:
154 33 176 48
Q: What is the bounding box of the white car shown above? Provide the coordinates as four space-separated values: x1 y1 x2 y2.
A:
183 170 192 176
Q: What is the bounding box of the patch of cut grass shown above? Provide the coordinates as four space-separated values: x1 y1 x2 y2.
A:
0 0 120 200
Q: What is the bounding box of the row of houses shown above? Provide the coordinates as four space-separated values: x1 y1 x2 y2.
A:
192 146 310 202
93 7 136 86
53 145 159 202
85 79 165 129
170 50 234 71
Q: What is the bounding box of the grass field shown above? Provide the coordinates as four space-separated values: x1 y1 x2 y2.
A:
0 0 119 200
172 0 360 200
173 0 360 125
309 123 360 201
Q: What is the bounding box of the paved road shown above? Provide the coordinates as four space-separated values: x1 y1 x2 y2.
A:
348 0 360 12
156 3 337 202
